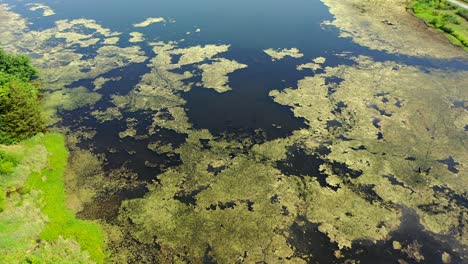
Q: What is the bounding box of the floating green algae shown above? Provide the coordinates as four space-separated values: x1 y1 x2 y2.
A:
133 17 166 28
27 3 55 17
264 48 304 61
198 58 248 93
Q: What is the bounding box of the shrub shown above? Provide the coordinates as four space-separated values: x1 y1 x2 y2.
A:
0 80 45 144
0 48 44 144
0 49 37 82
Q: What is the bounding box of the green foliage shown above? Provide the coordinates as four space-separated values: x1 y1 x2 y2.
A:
442 13 460 24
0 80 45 144
0 48 38 83
410 0 468 47
456 8 468 20
440 24 454 33
0 48 44 144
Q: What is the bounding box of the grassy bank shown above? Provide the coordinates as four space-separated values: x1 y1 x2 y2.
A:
0 133 105 263
409 0 468 48
26 133 106 262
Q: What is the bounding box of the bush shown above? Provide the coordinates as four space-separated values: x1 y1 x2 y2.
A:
0 49 37 82
0 49 44 144
0 80 45 144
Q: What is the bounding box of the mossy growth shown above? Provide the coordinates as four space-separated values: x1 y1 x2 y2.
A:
0 133 106 263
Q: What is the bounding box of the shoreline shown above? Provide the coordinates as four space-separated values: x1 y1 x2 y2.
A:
320 0 468 59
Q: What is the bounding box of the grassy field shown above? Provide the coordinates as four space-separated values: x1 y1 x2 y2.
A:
0 133 105 263
409 0 468 48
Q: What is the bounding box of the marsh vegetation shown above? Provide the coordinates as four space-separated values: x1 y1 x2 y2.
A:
409 0 468 47
0 0 467 263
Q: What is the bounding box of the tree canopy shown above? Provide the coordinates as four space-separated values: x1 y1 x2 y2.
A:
0 49 38 82
0 48 44 144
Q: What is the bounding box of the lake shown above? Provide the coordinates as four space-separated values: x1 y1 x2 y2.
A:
1 0 467 263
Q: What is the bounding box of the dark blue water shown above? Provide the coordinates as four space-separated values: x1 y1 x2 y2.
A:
12 0 467 68
19 0 340 52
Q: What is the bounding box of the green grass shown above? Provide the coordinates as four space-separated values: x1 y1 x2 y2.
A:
0 150 19 175
0 150 19 211
409 0 468 48
24 133 106 263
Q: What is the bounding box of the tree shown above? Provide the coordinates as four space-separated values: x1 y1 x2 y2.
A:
0 49 44 144
0 49 37 82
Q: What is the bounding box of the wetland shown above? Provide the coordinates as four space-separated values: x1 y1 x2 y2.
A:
0 0 467 263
